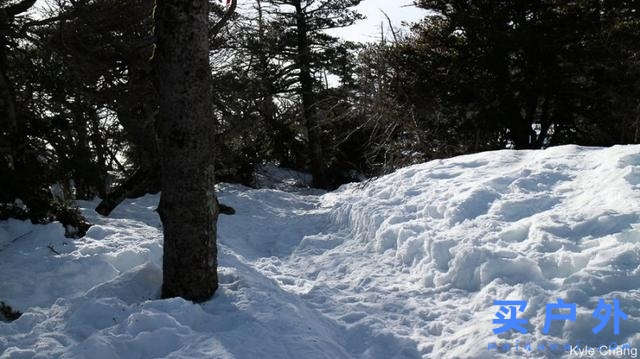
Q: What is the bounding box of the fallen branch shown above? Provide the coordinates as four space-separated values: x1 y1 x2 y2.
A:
0 230 33 253
47 243 60 255
11 230 33 243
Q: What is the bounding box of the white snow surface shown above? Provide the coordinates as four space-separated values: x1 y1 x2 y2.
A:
2 145 640 358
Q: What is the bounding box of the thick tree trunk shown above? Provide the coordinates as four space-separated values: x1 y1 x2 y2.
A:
153 0 219 302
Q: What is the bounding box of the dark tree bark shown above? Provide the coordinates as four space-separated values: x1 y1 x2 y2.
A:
0 46 17 164
293 0 325 188
95 167 157 216
95 55 161 216
0 0 29 166
0 0 44 211
153 0 219 302
3 0 37 17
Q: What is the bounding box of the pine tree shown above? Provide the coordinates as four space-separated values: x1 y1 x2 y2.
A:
260 0 364 187
413 0 640 149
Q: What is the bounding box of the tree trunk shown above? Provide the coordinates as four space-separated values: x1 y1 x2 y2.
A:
507 99 532 150
0 20 18 168
294 0 326 188
153 0 219 302
96 57 161 216
253 0 295 168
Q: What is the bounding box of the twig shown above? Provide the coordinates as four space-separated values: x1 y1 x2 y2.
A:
0 230 34 253
210 0 238 40
380 10 398 43
11 230 33 243
47 244 60 255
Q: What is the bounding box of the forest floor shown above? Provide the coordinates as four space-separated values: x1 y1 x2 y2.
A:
1 145 640 358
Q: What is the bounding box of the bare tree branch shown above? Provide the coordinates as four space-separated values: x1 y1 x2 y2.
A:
380 10 398 43
211 0 237 38
3 0 37 17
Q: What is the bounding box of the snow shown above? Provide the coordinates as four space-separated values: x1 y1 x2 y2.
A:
2 145 640 358
253 164 318 193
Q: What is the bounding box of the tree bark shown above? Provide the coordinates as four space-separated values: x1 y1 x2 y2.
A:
294 0 326 188
3 0 37 17
0 1 36 196
96 0 160 216
0 14 18 167
153 0 219 302
0 53 17 167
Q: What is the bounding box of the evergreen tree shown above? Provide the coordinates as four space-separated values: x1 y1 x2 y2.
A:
413 0 640 149
1 0 91 235
260 0 364 187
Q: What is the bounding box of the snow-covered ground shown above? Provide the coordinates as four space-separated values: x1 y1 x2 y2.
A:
2 145 640 358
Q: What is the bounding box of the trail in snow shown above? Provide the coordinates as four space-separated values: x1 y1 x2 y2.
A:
1 145 640 358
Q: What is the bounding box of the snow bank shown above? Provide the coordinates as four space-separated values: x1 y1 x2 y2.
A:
2 145 640 358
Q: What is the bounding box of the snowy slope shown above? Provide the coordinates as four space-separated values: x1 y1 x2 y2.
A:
2 145 640 358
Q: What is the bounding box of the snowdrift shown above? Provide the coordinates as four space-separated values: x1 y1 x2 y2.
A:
1 145 640 358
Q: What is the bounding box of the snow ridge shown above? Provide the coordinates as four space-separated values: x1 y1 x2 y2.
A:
2 145 640 358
